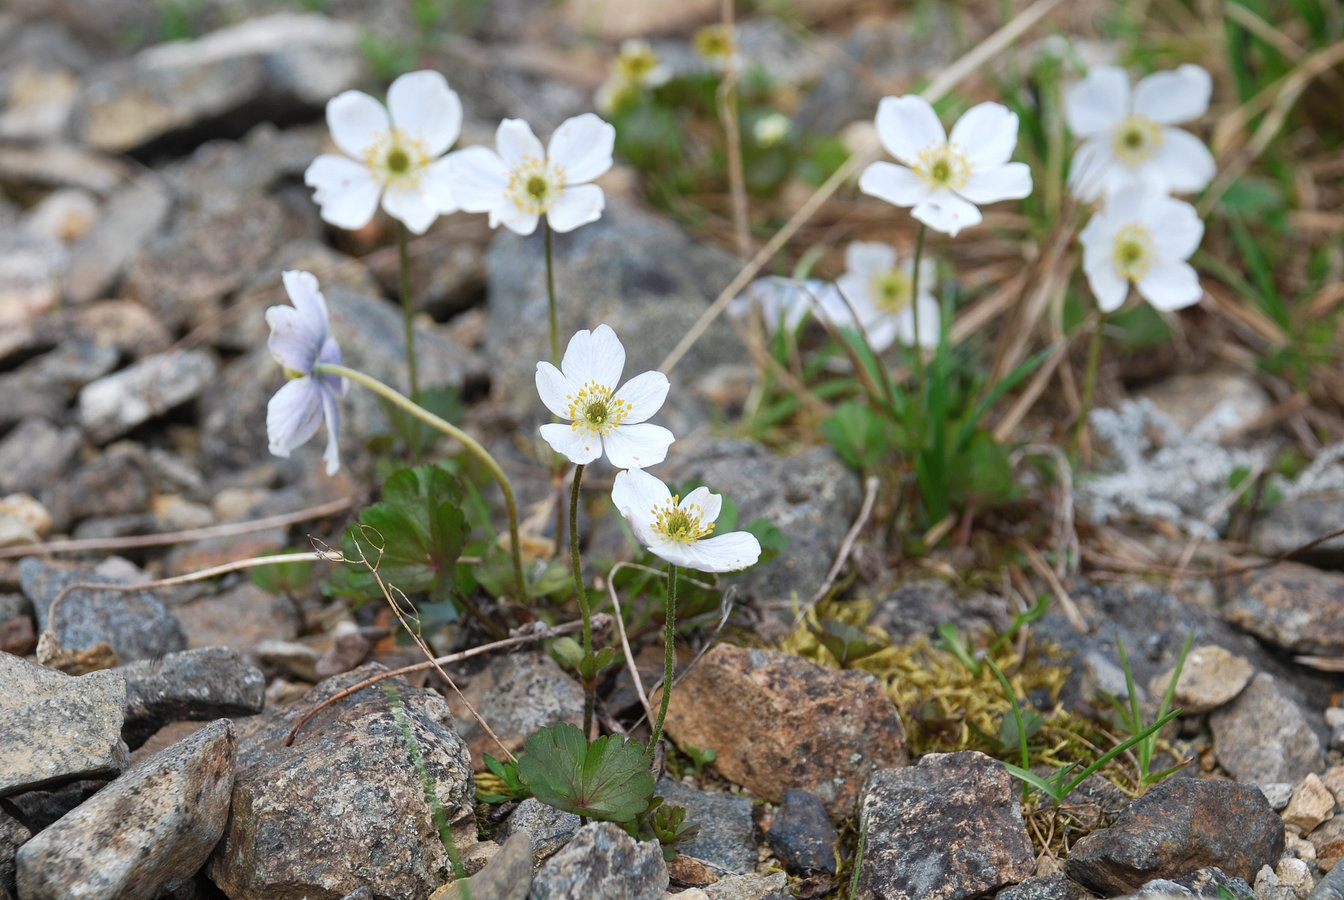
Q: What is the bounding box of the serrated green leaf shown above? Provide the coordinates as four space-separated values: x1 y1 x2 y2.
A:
517 723 655 823
820 401 892 469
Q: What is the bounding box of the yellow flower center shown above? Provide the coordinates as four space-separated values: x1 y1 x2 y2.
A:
617 43 660 83
693 24 734 62
363 127 429 186
1112 115 1162 165
870 268 912 313
1112 223 1155 281
282 367 308 380
507 156 566 215
565 380 632 437
651 495 715 543
916 145 971 191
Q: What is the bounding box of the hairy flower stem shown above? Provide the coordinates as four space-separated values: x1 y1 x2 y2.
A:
396 223 421 415
646 562 678 763
313 362 526 602
570 463 596 737
1072 311 1106 465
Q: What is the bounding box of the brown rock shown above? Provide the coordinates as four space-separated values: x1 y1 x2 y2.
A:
663 644 907 816
1283 773 1335 834
1146 644 1253 715
1220 561 1344 656
1310 816 1344 871
1065 778 1284 893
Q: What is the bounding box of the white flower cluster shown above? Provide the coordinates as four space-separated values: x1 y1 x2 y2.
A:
1067 64 1215 314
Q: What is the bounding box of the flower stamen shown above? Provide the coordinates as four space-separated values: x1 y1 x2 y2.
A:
1112 115 1163 165
1112 223 1155 281
565 380 632 437
507 157 566 215
870 268 912 313
915 145 971 190
362 127 430 186
650 496 715 543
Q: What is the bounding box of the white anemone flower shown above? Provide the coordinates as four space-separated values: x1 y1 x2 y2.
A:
1066 64 1215 201
266 270 347 475
612 467 762 572
596 39 673 114
537 324 674 469
729 276 843 336
304 70 462 235
446 114 615 236
859 95 1033 237
1079 186 1204 313
835 242 940 351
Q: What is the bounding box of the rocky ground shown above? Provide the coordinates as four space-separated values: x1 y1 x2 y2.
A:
3 1 1344 899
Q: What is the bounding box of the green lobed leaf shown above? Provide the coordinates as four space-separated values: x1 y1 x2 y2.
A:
517 722 655 823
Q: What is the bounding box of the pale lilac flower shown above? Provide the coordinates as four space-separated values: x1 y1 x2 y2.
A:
536 325 674 469
266 270 346 475
304 70 462 234
612 467 762 572
447 114 615 235
1079 186 1204 313
835 241 940 351
859 95 1033 236
1066 64 1215 201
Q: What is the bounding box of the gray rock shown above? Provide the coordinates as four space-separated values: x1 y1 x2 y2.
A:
208 663 477 900
20 557 187 665
1138 372 1272 443
1 806 31 900
75 13 363 153
1065 778 1284 895
1255 782 1293 811
0 594 35 657
0 141 128 196
0 299 172 366
484 196 744 437
0 418 83 497
170 581 302 657
855 752 1035 900
661 440 863 622
0 230 63 325
41 443 150 532
656 777 756 875
64 175 171 305
77 349 218 444
1253 492 1344 567
704 872 792 900
0 341 119 429
871 579 1011 646
0 654 128 796
15 719 236 900
120 646 265 748
446 651 585 769
501 798 580 866
1209 672 1323 784
766 788 838 875
1131 867 1255 897
994 873 1076 900
1219 562 1344 657
529 821 667 900
436 830 532 900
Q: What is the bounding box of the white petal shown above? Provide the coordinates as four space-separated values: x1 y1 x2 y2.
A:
493 202 540 236
268 377 324 458
536 361 574 419
1139 194 1204 261
562 324 625 392
604 423 674 469
381 183 438 235
420 157 459 215
833 273 875 327
547 113 615 184
266 306 319 373
1147 128 1215 194
539 422 603 465
674 531 762 573
387 70 462 157
1105 184 1148 223
1132 64 1211 125
444 147 508 214
612 467 672 537
319 385 342 475
912 191 982 236
546 183 605 233
949 102 1019 169
858 161 930 209
497 118 545 168
281 269 329 336
1065 66 1130 137
1084 259 1130 313
874 95 946 166
305 154 381 230
1066 138 1118 202
612 370 669 423
958 162 1033 204
863 318 899 354
682 485 721 524
326 90 390 159
895 295 941 349
844 241 897 278
1137 260 1203 310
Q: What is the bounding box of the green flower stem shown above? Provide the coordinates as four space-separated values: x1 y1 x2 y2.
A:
545 221 558 366
396 223 421 409
907 222 928 396
313 362 526 602
1072 311 1106 464
646 562 678 763
569 462 595 737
